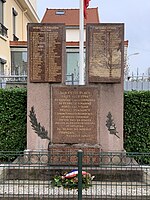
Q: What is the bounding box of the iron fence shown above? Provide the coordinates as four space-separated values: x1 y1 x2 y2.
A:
124 74 150 91
0 151 149 199
0 75 27 88
66 74 79 85
65 73 150 91
0 23 8 37
0 74 150 91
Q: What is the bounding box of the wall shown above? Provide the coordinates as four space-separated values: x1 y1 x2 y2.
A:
0 0 39 75
66 28 86 42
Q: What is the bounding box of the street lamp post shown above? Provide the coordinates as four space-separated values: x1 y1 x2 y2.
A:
124 52 140 80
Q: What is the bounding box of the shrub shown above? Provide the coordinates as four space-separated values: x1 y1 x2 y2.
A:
124 91 150 155
0 88 149 162
0 88 27 160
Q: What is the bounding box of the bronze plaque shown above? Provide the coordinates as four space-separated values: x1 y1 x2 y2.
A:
87 24 124 83
28 23 65 83
52 86 98 144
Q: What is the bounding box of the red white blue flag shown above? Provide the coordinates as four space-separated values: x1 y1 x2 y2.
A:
65 170 88 178
84 0 91 19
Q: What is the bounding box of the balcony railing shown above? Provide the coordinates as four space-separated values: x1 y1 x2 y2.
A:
0 75 27 88
13 34 19 41
0 73 150 90
0 23 8 37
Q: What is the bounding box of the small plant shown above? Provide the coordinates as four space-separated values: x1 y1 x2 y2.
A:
51 170 94 190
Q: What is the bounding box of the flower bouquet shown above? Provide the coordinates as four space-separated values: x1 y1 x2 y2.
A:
51 169 94 190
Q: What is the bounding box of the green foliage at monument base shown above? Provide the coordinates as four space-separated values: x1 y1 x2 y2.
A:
124 91 150 157
0 88 27 160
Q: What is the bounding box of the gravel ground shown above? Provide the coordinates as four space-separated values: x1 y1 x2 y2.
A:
0 181 149 197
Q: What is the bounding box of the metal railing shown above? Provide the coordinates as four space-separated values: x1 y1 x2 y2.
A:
66 73 79 85
65 73 150 91
13 34 19 41
0 23 8 37
0 151 149 199
0 75 27 88
0 73 150 91
124 80 150 91
124 74 150 91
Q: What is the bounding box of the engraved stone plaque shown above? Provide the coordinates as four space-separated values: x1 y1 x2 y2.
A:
28 23 65 83
48 145 101 165
87 24 124 83
52 86 98 144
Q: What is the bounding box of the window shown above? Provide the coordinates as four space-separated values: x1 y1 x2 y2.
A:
66 49 79 84
0 0 6 24
0 58 6 75
55 10 65 15
11 48 27 75
0 0 7 36
66 48 85 85
0 0 3 24
12 8 18 41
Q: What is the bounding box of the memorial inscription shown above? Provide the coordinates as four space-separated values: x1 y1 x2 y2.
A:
28 24 65 83
52 86 98 144
87 24 124 83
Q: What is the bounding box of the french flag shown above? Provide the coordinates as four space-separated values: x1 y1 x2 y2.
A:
65 170 87 179
84 0 91 19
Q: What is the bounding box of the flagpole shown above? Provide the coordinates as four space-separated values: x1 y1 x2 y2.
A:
79 0 85 85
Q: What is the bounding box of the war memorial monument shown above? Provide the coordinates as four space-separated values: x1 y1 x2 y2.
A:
27 23 124 160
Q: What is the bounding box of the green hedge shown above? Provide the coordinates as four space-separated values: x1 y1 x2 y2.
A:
124 91 150 154
0 88 27 156
0 89 149 156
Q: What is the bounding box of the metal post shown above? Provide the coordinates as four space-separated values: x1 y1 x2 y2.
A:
71 73 74 85
79 0 85 85
78 150 83 200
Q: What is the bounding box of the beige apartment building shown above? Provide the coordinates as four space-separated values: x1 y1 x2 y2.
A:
0 0 39 76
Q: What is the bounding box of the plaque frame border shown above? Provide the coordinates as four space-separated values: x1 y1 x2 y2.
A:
86 23 124 83
50 84 100 145
27 23 66 83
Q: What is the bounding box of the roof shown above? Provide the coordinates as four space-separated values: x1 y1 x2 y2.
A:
41 8 99 25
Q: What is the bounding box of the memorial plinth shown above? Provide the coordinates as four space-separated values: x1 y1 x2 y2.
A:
27 23 124 155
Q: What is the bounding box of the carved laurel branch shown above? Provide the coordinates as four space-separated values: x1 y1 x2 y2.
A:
106 112 120 139
29 106 50 141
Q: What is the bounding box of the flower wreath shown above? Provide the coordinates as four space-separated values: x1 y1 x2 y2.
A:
51 169 94 190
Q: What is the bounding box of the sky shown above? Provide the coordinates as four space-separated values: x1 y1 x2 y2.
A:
37 0 150 76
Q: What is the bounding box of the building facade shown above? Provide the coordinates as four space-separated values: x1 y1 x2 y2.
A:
0 0 39 76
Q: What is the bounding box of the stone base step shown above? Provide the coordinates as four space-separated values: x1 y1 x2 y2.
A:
1 165 146 182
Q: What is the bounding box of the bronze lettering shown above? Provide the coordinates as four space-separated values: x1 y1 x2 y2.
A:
52 86 98 144
87 24 124 83
28 24 65 83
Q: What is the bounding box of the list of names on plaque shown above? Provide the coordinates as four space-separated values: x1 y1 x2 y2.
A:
87 24 124 83
52 86 98 144
28 24 65 82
